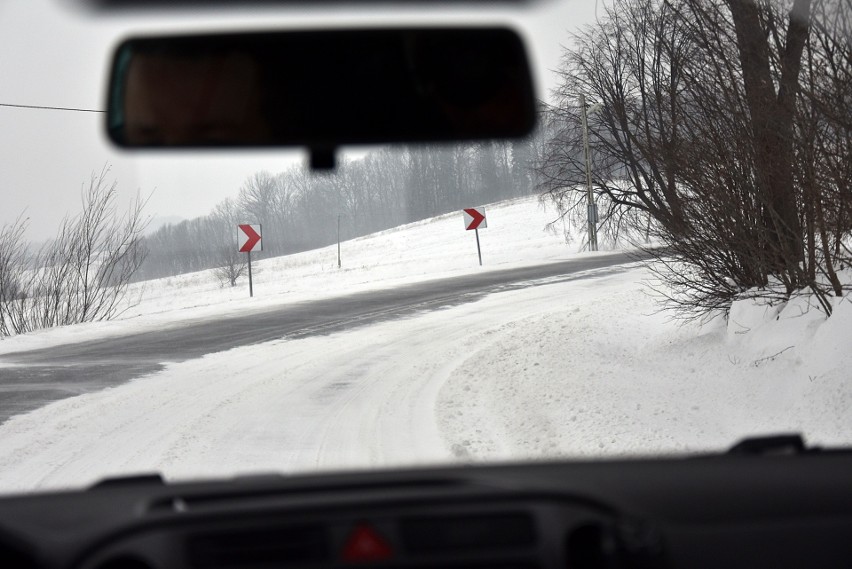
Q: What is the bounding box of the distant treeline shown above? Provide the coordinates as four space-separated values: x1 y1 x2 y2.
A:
135 137 548 281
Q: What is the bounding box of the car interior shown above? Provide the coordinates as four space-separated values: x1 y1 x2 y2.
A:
0 1 850 568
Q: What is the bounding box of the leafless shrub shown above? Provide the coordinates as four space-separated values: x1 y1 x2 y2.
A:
0 215 31 337
213 247 248 288
0 166 148 336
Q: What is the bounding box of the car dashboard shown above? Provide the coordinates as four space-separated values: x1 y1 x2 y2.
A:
1 450 851 569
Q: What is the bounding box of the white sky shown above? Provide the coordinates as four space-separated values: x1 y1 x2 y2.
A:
0 0 602 240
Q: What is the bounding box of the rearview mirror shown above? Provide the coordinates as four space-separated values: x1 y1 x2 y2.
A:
106 28 537 168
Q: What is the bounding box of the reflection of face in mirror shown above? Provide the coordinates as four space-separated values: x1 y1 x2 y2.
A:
123 51 270 145
407 37 530 137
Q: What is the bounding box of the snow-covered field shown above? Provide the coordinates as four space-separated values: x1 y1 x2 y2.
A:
0 195 850 492
1 195 604 355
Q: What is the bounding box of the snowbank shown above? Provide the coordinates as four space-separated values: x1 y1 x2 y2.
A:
439 281 852 460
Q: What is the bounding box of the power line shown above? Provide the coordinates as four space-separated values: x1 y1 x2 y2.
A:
0 102 104 113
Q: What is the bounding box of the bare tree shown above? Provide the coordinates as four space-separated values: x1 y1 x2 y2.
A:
211 198 248 287
536 0 852 317
0 166 148 336
213 247 248 288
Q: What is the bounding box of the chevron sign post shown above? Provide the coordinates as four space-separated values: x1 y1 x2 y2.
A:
237 224 262 297
462 207 487 266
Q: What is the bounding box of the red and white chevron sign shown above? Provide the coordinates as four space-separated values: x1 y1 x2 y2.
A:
237 224 262 253
462 208 487 230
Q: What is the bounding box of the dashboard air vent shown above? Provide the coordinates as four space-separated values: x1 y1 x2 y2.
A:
187 524 328 569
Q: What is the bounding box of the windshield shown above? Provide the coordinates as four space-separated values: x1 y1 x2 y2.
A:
0 0 849 493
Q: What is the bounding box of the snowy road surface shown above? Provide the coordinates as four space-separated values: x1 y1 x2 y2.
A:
0 266 643 490
0 264 849 493
0 253 639 424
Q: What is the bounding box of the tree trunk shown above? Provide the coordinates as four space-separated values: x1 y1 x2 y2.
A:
726 0 811 289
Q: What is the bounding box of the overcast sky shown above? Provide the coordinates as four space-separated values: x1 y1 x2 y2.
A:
0 0 602 241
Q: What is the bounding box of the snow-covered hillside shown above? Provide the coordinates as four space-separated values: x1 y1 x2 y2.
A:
130 195 611 316
2 195 606 354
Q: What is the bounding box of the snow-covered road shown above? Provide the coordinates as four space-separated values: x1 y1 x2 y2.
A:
0 266 636 491
0 254 636 422
1 263 848 494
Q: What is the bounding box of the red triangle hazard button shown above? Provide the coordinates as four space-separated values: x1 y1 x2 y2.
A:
341 523 394 562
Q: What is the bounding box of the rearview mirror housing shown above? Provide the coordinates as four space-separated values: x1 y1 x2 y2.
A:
105 27 537 168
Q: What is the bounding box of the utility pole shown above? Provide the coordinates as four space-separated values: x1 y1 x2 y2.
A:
337 214 341 269
580 93 598 252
